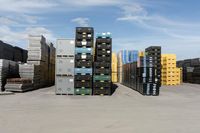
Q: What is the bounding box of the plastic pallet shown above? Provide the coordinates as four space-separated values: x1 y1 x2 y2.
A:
75 61 92 68
75 75 92 81
74 81 92 88
75 88 92 95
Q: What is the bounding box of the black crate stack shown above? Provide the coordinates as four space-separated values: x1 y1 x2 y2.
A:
74 27 94 95
93 33 112 95
122 46 161 96
177 58 200 84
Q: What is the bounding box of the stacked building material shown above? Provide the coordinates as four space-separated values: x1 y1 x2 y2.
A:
0 41 27 63
161 54 181 85
27 35 55 87
112 53 118 83
93 33 112 95
5 78 33 92
74 27 94 95
177 58 200 84
19 64 41 89
117 50 138 83
0 59 19 92
122 46 161 96
56 39 75 95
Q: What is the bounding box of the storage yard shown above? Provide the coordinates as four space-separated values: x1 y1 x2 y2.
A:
1 26 200 132
1 83 200 133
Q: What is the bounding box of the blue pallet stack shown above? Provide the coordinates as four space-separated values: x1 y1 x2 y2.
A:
74 27 94 95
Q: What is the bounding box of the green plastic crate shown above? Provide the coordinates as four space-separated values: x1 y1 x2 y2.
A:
93 75 111 81
75 88 92 95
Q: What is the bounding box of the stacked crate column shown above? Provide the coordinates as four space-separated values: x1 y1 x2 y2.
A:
55 39 75 95
74 27 94 95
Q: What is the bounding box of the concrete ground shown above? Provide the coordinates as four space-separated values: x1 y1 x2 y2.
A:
0 83 200 133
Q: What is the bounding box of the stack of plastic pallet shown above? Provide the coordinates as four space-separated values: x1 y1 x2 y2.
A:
117 50 138 83
0 59 19 92
177 58 200 84
48 43 56 86
161 54 181 85
19 64 41 89
122 46 161 96
112 53 118 83
56 39 75 95
137 55 160 96
74 27 94 95
5 78 33 92
117 52 123 83
27 35 50 87
93 33 112 95
144 46 161 95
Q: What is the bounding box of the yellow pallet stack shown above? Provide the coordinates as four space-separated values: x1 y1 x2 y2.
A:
117 52 123 83
161 54 181 85
112 53 118 83
139 51 145 57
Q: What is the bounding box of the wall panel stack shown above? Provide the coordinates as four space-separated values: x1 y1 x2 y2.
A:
74 27 94 95
56 39 75 95
93 33 112 95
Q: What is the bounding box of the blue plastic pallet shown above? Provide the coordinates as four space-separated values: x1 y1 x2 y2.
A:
75 48 93 54
75 68 93 75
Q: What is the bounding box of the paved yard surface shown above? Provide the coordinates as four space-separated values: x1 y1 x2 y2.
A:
0 83 200 133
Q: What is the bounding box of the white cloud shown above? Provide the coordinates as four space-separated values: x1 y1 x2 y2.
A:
0 25 56 48
0 16 18 25
117 3 200 41
0 0 57 13
71 17 90 27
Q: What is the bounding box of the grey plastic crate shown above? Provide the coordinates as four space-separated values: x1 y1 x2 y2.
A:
56 57 74 75
56 39 75 56
55 76 74 95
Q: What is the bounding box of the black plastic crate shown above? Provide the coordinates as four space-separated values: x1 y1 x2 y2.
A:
76 27 94 34
74 81 92 88
96 56 111 62
93 82 111 88
75 41 93 47
76 34 93 41
93 88 111 95
96 38 112 43
96 43 111 49
94 62 111 68
96 50 111 56
75 54 93 61
75 75 92 81
75 61 92 68
94 68 111 75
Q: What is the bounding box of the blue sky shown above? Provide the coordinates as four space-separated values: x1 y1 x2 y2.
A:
0 0 200 60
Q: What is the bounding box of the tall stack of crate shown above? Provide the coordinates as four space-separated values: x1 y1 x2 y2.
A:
27 35 49 88
48 43 55 85
117 50 138 83
93 33 112 95
161 54 181 85
56 39 75 95
122 46 161 96
136 55 160 96
117 52 123 83
177 58 200 84
145 46 162 87
112 53 118 83
74 27 94 95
